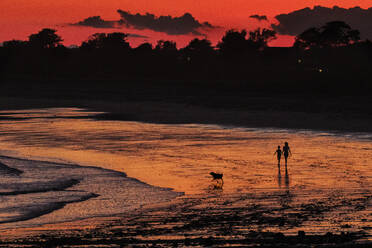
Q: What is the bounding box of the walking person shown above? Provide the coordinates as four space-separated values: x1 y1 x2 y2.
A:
283 142 292 168
274 146 282 167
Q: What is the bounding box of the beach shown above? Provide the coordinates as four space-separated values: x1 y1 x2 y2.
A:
2 0 372 244
0 107 371 246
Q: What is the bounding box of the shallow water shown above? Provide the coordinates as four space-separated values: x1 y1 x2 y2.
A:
0 108 371 238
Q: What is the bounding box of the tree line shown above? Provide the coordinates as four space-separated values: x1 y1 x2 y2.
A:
1 21 372 94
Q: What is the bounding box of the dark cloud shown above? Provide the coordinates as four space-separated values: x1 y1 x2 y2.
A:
71 11 216 36
272 6 372 39
117 10 215 35
72 16 117 29
70 16 149 38
249 15 268 21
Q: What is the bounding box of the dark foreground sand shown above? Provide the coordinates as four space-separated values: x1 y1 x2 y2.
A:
1 193 371 247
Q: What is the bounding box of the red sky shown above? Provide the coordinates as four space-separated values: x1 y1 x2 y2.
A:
1 0 371 47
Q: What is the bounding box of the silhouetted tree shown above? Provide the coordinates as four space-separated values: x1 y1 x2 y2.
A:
153 40 179 76
2 40 28 49
217 28 275 57
155 40 177 53
184 38 214 54
320 21 360 47
294 27 321 49
217 29 248 56
181 38 214 61
28 29 63 49
131 42 154 76
294 21 360 49
134 42 153 53
81 32 130 50
154 40 178 59
2 24 372 86
247 28 277 50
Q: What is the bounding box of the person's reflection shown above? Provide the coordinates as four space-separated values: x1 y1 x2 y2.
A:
284 168 290 190
278 168 292 207
277 168 290 189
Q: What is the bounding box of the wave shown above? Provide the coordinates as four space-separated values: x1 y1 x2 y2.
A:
0 161 23 175
0 193 99 224
0 178 81 196
0 154 182 229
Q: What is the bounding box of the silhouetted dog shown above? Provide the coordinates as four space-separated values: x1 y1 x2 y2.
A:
210 172 224 186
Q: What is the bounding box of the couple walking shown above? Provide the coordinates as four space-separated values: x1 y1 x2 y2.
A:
274 142 292 168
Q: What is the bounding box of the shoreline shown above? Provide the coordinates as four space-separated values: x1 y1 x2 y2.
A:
1 95 372 133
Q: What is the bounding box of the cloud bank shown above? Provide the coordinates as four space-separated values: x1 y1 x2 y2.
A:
72 11 215 36
249 15 268 21
117 10 215 35
71 16 148 38
72 16 117 29
272 6 372 39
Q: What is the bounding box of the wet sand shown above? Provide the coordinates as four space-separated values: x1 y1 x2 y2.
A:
0 108 371 247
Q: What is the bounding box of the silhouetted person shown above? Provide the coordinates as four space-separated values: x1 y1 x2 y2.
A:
274 145 282 167
283 142 292 167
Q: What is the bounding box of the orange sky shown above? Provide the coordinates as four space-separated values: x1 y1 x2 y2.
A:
1 0 371 47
